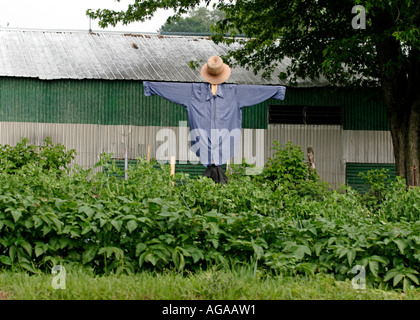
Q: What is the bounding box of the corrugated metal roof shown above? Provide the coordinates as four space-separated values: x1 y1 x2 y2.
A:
0 28 328 86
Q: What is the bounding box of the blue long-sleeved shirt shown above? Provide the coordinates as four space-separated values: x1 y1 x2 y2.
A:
143 81 286 166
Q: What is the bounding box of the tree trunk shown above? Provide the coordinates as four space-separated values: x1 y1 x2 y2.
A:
375 29 420 187
388 101 420 187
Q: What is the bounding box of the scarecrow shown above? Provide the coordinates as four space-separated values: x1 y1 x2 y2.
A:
144 56 286 183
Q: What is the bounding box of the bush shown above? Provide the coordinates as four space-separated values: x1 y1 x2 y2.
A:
261 141 310 184
0 137 76 175
0 139 419 292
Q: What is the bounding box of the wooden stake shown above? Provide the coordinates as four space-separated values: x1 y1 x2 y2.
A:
124 148 128 180
170 156 176 186
147 145 150 162
307 146 315 173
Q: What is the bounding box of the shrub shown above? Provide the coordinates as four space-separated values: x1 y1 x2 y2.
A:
261 141 311 184
0 137 76 175
0 138 419 292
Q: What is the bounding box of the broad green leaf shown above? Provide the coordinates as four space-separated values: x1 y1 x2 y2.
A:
42 226 51 236
35 245 45 257
111 219 123 232
158 212 175 217
19 262 38 274
9 245 17 263
314 241 325 256
179 252 185 271
126 220 138 233
3 219 14 230
368 260 379 277
79 205 95 219
406 273 420 285
393 239 407 254
11 209 22 222
294 245 311 260
0 255 12 265
172 250 180 269
122 215 137 221
210 239 219 249
135 243 147 256
347 250 356 266
113 247 124 260
98 247 113 258
139 252 147 267
369 255 388 264
20 241 32 257
209 223 220 235
338 248 348 259
82 248 97 264
384 268 400 282
393 273 404 287
146 254 158 266
403 278 412 292
154 249 170 262
251 241 264 259
58 237 70 249
24 219 34 229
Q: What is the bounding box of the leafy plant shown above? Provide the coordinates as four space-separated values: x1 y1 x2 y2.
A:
260 141 315 185
0 138 419 293
0 137 76 175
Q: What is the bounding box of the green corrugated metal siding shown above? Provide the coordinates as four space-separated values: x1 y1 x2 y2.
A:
104 159 227 178
268 87 388 131
0 78 387 130
0 77 266 129
346 162 397 192
0 78 187 127
242 102 267 129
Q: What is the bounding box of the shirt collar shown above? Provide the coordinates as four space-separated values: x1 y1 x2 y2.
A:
205 83 224 100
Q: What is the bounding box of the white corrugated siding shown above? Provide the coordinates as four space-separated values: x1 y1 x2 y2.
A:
343 130 395 163
267 124 345 187
0 122 264 171
0 122 395 187
267 124 395 188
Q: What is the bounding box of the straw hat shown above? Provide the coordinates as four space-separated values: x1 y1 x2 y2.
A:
200 56 231 84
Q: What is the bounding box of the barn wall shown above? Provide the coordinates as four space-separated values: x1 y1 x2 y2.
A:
0 77 394 188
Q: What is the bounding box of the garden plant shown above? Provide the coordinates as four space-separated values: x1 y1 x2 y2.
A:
0 138 419 294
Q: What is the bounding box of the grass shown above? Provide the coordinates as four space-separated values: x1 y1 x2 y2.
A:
1 265 420 300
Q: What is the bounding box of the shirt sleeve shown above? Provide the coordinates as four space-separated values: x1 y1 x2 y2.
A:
143 81 193 108
235 85 286 108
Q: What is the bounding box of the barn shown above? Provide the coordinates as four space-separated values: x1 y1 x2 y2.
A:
0 28 396 189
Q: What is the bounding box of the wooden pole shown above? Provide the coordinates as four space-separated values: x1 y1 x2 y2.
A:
307 146 315 173
170 156 176 186
147 145 150 162
124 148 128 180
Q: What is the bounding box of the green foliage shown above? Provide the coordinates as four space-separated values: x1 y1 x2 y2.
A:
261 141 313 184
159 7 225 34
0 139 419 293
358 168 394 210
0 137 76 175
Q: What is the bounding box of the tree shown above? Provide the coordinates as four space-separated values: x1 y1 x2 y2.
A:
159 7 224 33
87 0 420 186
